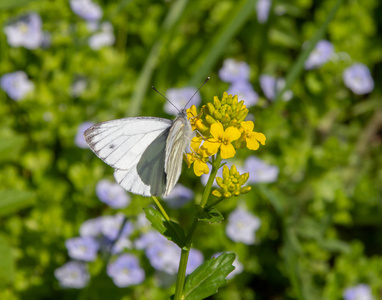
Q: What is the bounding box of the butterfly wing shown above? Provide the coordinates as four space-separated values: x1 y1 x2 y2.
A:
164 110 193 196
84 117 172 196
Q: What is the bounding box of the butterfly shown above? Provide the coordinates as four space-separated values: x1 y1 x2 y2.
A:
83 79 210 197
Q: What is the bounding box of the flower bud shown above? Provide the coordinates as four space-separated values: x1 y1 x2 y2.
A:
212 189 222 197
213 110 222 120
205 114 216 125
207 103 215 115
240 186 252 194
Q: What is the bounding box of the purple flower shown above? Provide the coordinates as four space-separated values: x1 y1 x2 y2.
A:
343 63 374 95
79 217 102 237
96 179 130 209
186 249 204 275
54 261 90 289
219 59 250 83
75 121 94 148
135 213 151 231
110 236 133 254
256 0 272 24
244 156 279 183
259 75 293 101
107 254 145 287
1 71 34 101
226 207 261 245
100 213 133 241
304 40 334 70
213 252 243 279
343 284 374 300
165 87 201 116
135 230 164 250
65 236 99 261
88 22 115 50
227 81 258 107
163 184 194 208
4 13 44 49
70 0 103 21
145 237 180 274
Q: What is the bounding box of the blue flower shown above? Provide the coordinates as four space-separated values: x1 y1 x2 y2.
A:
79 217 103 237
227 81 258 107
70 0 103 21
259 74 293 101
75 121 94 148
135 230 164 250
4 13 44 49
163 184 194 208
226 207 261 245
165 87 201 116
1 71 34 101
96 179 131 209
100 213 133 241
107 254 145 287
304 40 334 70
256 0 272 24
343 63 374 95
219 59 250 83
88 22 115 50
186 249 204 275
244 156 279 183
343 284 374 300
65 236 100 261
70 76 87 97
54 261 90 289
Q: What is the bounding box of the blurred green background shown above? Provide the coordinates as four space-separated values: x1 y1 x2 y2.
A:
0 0 382 299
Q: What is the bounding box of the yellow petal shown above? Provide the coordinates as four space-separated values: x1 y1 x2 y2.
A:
194 160 209 176
221 143 236 159
253 132 266 145
210 122 224 139
246 136 260 150
224 126 241 142
185 153 194 167
202 140 220 155
241 121 254 133
191 136 203 150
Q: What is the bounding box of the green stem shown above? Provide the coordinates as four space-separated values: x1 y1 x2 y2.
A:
204 196 225 210
152 196 171 221
173 154 222 300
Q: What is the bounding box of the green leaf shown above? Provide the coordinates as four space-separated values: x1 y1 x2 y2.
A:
0 236 15 285
0 190 36 217
0 135 27 163
197 207 224 223
0 0 37 10
182 253 235 300
144 207 186 248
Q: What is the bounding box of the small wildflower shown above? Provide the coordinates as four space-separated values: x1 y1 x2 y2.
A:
70 0 103 21
187 105 208 133
54 261 90 289
65 236 99 261
100 213 133 241
213 165 250 198
135 230 165 250
227 81 258 107
163 184 194 208
259 75 293 101
186 249 204 275
202 123 241 159
304 40 334 70
343 63 374 95
1 71 34 101
256 0 272 24
219 59 250 83
79 217 102 237
70 76 87 97
343 284 374 300
75 121 94 148
226 207 261 245
107 254 145 287
88 22 115 50
186 137 210 176
96 179 131 209
165 87 201 116
245 156 279 183
237 121 266 151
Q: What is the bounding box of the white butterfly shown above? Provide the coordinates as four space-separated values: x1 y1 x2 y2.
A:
84 108 193 197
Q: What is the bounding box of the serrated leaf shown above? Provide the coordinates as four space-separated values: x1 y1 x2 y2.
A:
144 207 186 248
197 207 224 223
0 236 15 285
182 253 235 300
0 190 36 217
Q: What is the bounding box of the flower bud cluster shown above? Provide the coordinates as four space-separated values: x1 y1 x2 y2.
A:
212 165 251 198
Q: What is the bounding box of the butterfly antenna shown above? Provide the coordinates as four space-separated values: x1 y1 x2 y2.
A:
184 76 210 108
152 86 180 112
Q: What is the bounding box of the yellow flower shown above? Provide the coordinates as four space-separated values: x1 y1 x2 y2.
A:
240 121 266 150
202 122 241 159
185 137 209 176
187 105 209 133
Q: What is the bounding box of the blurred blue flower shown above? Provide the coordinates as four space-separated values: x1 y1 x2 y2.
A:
213 252 243 279
226 207 261 245
219 59 250 83
256 0 272 24
4 13 44 49
70 77 87 97
89 22 115 50
70 0 102 21
163 184 194 208
1 71 34 101
75 121 94 148
343 63 374 95
79 217 102 237
110 236 133 255
259 75 293 102
227 81 258 107
304 40 334 70
165 87 201 116
65 236 99 261
107 254 145 287
186 248 204 275
244 156 279 183
135 230 164 250
100 213 133 241
96 179 131 209
54 261 90 289
134 213 151 232
343 284 374 300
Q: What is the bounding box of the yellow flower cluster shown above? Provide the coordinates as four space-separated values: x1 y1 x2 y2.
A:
212 165 251 198
185 92 266 177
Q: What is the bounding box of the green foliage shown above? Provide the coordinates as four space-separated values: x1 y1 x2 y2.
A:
0 190 35 217
196 207 224 223
0 236 15 285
